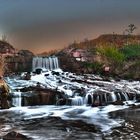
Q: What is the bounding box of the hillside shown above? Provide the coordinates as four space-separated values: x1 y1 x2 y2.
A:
0 40 15 54
65 34 140 49
57 34 140 80
0 40 34 74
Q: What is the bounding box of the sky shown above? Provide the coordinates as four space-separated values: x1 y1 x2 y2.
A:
0 0 140 53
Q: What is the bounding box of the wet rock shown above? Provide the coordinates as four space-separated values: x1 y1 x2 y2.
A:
91 103 102 107
2 131 31 140
58 80 62 83
35 68 42 74
39 91 56 105
52 71 60 76
56 98 66 105
136 94 140 102
23 90 57 106
112 101 124 105
19 86 35 92
22 72 31 80
44 73 49 77
29 116 99 133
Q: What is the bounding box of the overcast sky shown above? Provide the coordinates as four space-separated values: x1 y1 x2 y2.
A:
0 0 140 53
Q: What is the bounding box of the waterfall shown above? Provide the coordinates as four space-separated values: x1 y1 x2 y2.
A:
114 91 129 101
49 57 53 70
84 93 94 105
82 90 130 106
71 96 84 106
12 92 22 107
32 56 59 71
122 92 129 101
110 92 117 102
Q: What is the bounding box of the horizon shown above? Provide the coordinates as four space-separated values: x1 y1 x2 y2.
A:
0 0 140 53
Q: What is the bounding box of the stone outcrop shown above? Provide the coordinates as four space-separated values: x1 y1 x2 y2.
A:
2 131 31 140
0 40 34 74
6 50 34 73
5 50 34 73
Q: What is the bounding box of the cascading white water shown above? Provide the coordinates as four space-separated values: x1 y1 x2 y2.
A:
49 57 53 70
71 96 84 106
84 93 94 105
71 90 130 106
32 56 59 71
122 92 129 101
110 92 117 102
12 92 22 107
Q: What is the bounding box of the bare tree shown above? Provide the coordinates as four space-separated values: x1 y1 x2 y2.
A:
1 34 8 42
125 24 137 35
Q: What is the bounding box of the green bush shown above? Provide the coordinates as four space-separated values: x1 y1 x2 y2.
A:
84 62 103 71
97 44 125 64
121 44 140 59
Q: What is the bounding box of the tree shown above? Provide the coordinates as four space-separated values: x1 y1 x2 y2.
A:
125 24 137 35
1 34 8 42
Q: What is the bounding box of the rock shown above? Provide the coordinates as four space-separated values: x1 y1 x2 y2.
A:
0 44 35 74
56 99 66 105
44 74 50 76
35 68 42 74
112 101 124 105
2 131 31 140
52 71 60 76
22 72 31 80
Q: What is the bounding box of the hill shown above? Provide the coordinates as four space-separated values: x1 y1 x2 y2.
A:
57 34 140 80
0 40 15 54
65 34 140 49
0 40 34 74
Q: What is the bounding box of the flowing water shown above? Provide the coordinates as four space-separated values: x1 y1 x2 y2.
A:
32 56 59 71
0 57 140 139
1 72 139 139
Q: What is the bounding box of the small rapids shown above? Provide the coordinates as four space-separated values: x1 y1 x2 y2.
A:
0 105 128 139
1 69 140 139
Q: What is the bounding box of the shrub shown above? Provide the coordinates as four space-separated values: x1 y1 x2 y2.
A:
83 61 103 73
97 44 125 64
121 44 140 59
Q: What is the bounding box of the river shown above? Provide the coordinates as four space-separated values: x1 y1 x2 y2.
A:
0 69 140 140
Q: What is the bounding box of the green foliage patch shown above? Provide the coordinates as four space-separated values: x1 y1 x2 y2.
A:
97 44 125 64
83 61 103 72
121 44 140 59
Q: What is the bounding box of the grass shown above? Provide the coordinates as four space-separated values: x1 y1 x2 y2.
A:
83 61 103 73
97 43 125 64
121 44 140 59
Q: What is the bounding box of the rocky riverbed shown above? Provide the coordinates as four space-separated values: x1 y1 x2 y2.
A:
0 69 140 139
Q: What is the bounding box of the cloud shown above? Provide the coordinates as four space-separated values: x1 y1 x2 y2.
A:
0 0 140 53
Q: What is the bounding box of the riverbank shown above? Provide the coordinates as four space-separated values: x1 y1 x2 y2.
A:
54 34 140 80
106 105 140 139
0 69 139 139
1 103 140 139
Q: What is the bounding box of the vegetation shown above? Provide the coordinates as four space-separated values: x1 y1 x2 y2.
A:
125 24 137 35
60 34 140 79
97 43 125 64
121 44 140 59
83 61 103 74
